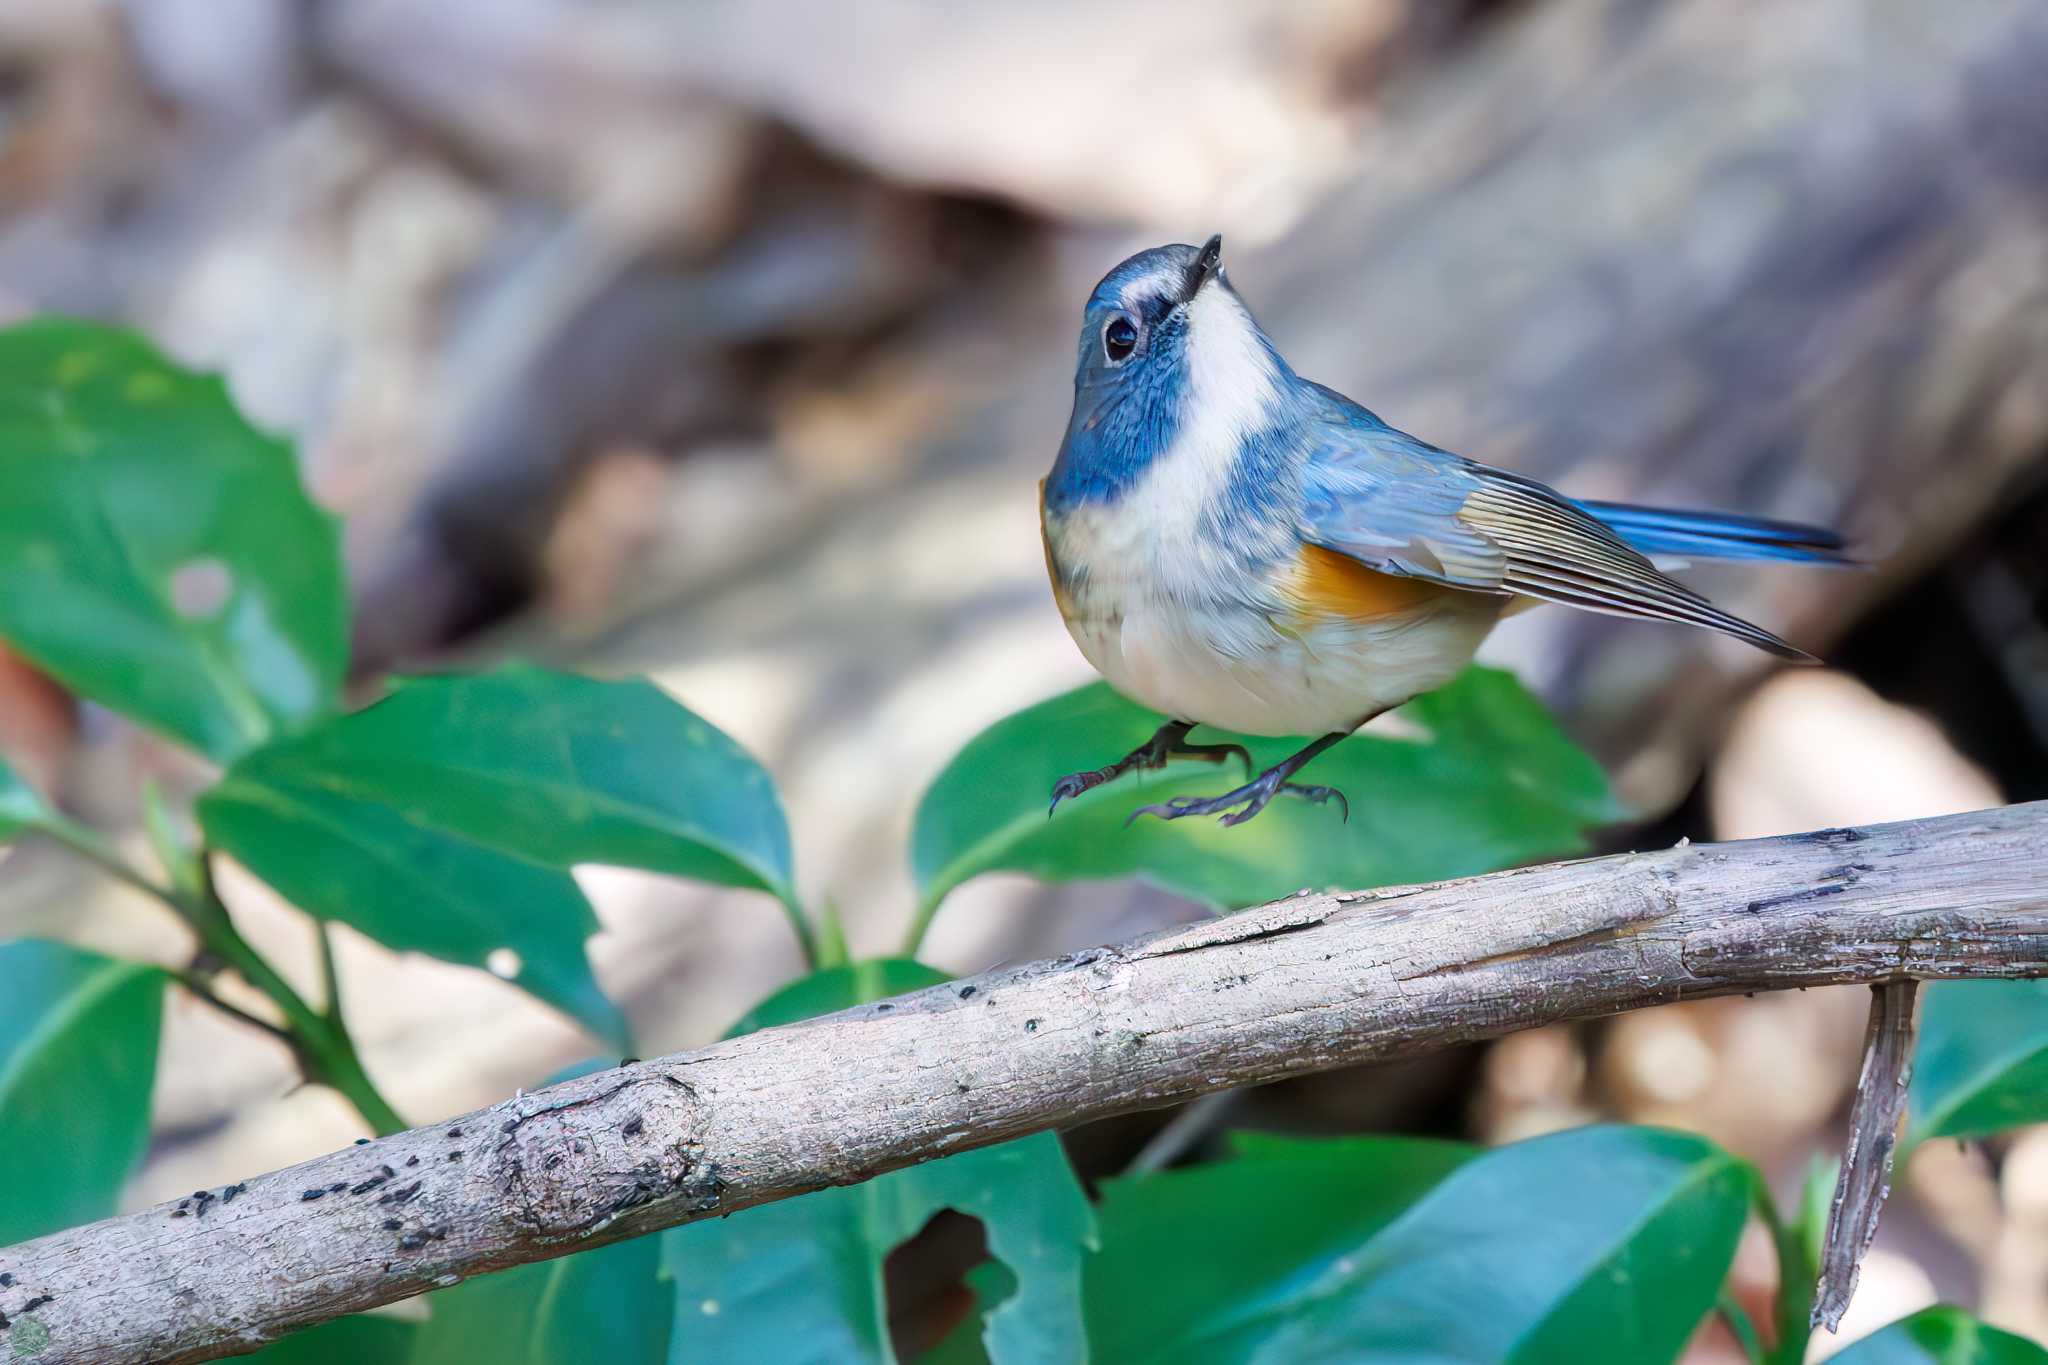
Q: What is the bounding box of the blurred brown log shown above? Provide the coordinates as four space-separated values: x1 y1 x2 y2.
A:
1247 0 2048 795
4 800 2044 1364
490 0 2048 972
511 0 2048 820
313 0 1428 666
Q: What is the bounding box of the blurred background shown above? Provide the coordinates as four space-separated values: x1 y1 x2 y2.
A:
0 0 2044 1356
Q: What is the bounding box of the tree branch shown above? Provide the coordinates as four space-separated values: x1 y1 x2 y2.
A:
4 802 2045 1364
1812 979 1920 1332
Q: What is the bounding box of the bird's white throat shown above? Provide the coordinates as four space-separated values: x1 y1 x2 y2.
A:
1182 280 1282 445
1054 283 1285 612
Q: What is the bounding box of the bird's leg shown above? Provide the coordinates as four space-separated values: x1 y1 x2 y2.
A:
1048 720 1253 815
1128 730 1351 828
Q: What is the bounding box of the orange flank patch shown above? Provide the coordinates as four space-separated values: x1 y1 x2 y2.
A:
1039 485 1078 619
1284 543 1453 623
1042 525 1076 617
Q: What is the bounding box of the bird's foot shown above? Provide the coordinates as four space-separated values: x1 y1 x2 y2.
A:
1127 772 1349 828
1170 740 1254 769
1048 722 1251 816
1048 767 1119 813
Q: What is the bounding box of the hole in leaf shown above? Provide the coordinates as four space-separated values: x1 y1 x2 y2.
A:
169 558 234 620
885 1209 994 1359
486 947 522 980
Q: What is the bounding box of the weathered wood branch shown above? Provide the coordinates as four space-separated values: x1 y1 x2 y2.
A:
4 802 2045 1364
1814 979 1920 1332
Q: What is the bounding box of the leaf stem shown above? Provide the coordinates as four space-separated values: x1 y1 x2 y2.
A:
777 890 821 969
316 919 343 1022
187 859 407 1135
41 816 407 1135
1125 1090 1242 1176
44 812 180 905
170 967 294 1043
1753 1170 1813 1365
813 897 849 971
1718 1289 1767 1365
900 883 948 959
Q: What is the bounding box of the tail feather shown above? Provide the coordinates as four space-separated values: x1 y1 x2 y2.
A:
1578 501 1856 566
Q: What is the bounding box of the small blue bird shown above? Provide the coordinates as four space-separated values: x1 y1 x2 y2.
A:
1042 236 1852 827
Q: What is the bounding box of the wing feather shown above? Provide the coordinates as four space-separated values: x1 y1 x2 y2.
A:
1297 409 1810 659
1458 481 1809 657
1296 424 1506 589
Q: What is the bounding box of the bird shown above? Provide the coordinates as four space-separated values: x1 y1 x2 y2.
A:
1040 236 1853 828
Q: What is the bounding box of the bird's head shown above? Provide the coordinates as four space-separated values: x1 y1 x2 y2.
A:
1046 236 1289 510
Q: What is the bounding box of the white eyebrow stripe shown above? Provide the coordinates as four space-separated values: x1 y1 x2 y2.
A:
1117 265 1184 311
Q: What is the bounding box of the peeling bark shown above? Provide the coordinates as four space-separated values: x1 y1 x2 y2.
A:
1813 979 1921 1332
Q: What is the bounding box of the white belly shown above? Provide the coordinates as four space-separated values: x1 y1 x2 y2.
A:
1063 593 1499 737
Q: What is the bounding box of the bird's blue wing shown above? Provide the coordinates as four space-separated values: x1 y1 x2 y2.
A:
1296 414 1507 588
1297 398 1810 658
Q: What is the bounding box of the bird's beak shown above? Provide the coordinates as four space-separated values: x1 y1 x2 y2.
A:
1183 234 1223 300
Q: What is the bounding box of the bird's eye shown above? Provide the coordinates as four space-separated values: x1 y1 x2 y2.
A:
1103 315 1138 363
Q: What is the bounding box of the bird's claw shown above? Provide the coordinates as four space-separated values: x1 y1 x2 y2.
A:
1047 770 1102 816
1278 784 1349 824
1126 779 1349 828
1048 726 1254 817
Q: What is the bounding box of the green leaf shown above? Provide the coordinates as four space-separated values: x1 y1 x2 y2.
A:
1084 1132 1477 1361
193 671 798 1047
0 318 346 761
1907 980 2048 1148
247 1314 417 1363
1764 1154 1836 1365
1795 1155 1836 1278
408 1224 672 1365
0 752 51 840
1087 1125 1747 1364
199 762 628 1049
0 940 166 1242
662 962 1096 1364
912 668 1618 917
1366 1126 1748 1365
921 1261 1017 1365
141 777 203 898
221 669 797 904
195 666 805 1043
1831 1307 2048 1364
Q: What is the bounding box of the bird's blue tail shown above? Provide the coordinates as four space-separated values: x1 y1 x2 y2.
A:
1580 501 1855 565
